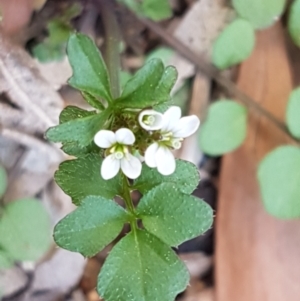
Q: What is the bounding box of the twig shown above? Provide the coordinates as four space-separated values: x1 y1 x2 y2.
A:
96 0 121 99
137 17 300 145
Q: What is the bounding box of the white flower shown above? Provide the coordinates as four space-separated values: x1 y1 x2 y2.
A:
138 109 164 131
144 106 200 175
94 128 142 180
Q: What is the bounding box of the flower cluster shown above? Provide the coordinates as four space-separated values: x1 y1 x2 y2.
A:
94 106 200 180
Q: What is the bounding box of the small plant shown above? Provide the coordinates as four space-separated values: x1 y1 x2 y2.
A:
0 166 51 271
46 33 213 301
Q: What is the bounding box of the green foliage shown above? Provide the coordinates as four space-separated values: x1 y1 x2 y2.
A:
55 154 122 206
289 0 300 47
146 47 175 66
33 3 81 62
46 32 213 301
118 0 172 21
199 100 247 156
54 196 128 257
98 229 189 301
0 199 51 261
232 0 286 29
0 166 7 198
286 88 300 139
257 146 300 219
114 59 177 109
212 19 255 69
67 33 113 102
134 159 199 194
136 183 213 246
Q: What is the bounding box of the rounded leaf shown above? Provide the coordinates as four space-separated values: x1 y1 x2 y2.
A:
232 0 285 29
288 0 300 47
0 250 13 269
0 199 51 261
199 100 247 156
286 87 300 139
257 146 300 219
212 19 255 70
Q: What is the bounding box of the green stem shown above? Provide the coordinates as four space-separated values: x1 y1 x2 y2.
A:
97 0 121 99
122 175 138 232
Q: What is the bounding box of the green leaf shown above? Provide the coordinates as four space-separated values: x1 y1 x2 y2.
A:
142 0 172 21
199 100 247 156
32 42 66 63
115 59 177 109
98 229 189 301
288 0 300 47
59 106 97 123
0 165 7 198
54 196 127 257
286 88 300 139
47 20 71 45
0 249 13 269
257 146 300 219
146 47 175 66
46 109 110 147
136 183 213 246
67 33 112 102
0 199 51 261
82 92 105 110
55 153 122 206
212 19 255 69
232 0 285 29
134 159 199 194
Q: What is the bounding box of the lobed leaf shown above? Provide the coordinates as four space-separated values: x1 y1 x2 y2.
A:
136 183 213 246
232 0 286 29
286 88 300 139
199 100 247 156
54 153 122 206
67 33 112 102
134 159 199 194
0 199 51 262
212 19 255 70
257 146 300 219
98 229 189 301
54 196 128 257
0 249 13 269
114 59 177 109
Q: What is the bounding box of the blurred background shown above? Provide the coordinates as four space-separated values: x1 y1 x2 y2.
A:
0 0 299 301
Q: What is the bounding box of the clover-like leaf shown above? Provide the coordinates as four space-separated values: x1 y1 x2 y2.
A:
0 199 51 262
0 249 13 269
46 109 110 147
114 59 177 109
136 183 213 247
98 229 189 301
0 165 7 198
199 100 247 156
257 146 300 219
54 196 127 257
288 0 300 48
55 153 122 205
134 159 199 195
286 88 300 139
232 0 286 29
67 33 112 102
212 19 255 70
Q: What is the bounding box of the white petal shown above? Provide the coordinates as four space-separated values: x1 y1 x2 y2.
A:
138 109 164 131
94 130 116 148
161 106 182 132
115 128 135 145
101 154 120 180
155 146 176 176
173 115 200 138
121 154 142 179
144 142 159 168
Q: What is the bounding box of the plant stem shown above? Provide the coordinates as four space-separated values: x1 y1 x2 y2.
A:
122 174 138 232
97 0 121 99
